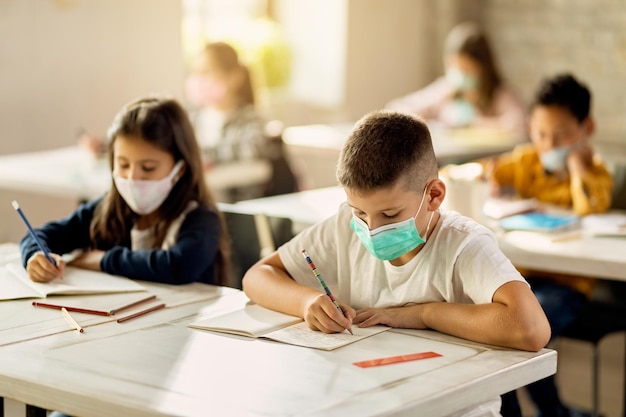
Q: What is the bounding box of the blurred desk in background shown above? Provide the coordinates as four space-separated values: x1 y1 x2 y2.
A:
234 186 345 233
0 146 271 204
496 227 626 282
0 147 110 202
283 123 524 189
235 187 626 283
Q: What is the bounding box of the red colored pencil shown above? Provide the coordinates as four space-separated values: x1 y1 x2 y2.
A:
109 295 157 315
32 301 111 316
116 303 166 323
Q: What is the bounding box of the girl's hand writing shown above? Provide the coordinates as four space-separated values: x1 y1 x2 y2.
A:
302 293 355 334
26 252 65 282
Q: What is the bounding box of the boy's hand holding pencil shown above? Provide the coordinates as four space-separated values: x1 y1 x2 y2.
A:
301 249 355 335
302 293 356 334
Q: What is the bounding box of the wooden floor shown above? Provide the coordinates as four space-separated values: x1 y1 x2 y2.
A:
519 333 625 417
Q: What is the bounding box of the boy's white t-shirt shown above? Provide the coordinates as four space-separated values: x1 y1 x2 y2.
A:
278 203 525 417
278 202 527 310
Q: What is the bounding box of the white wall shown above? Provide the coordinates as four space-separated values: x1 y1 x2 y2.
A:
0 0 185 155
482 0 626 144
0 0 185 242
345 0 438 120
272 0 479 124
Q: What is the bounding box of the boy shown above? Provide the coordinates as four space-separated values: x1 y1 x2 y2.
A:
490 73 612 216
242 110 550 417
488 73 613 417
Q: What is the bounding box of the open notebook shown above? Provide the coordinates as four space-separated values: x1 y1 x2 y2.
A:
482 197 539 220
188 303 390 351
0 260 146 301
581 213 626 237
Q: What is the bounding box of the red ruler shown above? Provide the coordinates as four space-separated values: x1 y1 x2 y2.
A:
353 351 442 368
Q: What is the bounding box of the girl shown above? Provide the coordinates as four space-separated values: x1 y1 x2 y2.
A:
185 41 264 166
386 21 526 136
184 41 268 201
20 97 230 286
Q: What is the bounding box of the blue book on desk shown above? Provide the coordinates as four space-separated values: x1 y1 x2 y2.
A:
499 212 580 232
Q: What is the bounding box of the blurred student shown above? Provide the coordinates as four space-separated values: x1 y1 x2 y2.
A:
185 41 269 201
487 73 612 417
489 74 612 215
20 97 230 286
243 110 550 417
386 21 525 136
79 42 276 201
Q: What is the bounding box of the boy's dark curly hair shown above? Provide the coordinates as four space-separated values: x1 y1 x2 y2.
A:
532 73 591 122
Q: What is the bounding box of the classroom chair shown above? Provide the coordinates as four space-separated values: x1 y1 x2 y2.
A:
559 161 626 417
559 295 626 417
219 203 294 289
262 120 300 197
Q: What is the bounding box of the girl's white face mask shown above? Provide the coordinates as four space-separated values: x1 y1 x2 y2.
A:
113 160 185 215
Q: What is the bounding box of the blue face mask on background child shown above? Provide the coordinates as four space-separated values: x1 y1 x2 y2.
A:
446 68 478 92
350 186 435 261
540 146 571 172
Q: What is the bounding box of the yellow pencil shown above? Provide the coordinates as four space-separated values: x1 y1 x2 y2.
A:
61 307 84 333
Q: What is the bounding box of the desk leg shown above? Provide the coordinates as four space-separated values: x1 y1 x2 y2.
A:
25 405 46 417
1 396 4 417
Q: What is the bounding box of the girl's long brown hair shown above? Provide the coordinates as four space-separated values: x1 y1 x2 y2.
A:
444 22 502 113
90 97 231 285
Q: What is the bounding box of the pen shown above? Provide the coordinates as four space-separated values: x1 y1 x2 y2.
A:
11 200 57 267
61 307 84 333
116 303 166 323
301 249 353 335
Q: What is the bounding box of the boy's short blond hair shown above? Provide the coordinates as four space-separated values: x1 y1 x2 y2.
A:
336 110 438 193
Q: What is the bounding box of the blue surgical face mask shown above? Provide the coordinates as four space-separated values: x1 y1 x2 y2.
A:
446 68 478 92
540 146 571 173
350 186 435 261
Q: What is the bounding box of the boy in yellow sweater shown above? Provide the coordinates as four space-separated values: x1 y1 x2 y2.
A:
491 74 612 215
490 73 613 417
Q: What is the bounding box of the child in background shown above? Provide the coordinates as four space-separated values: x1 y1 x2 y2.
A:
487 73 613 417
79 42 271 202
489 73 612 216
386 21 526 137
185 41 268 201
20 97 230 286
243 110 550 417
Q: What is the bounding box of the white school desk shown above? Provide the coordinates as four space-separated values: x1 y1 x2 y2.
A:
0 288 556 417
234 186 626 282
0 243 242 347
282 123 524 189
0 244 554 417
0 146 270 203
